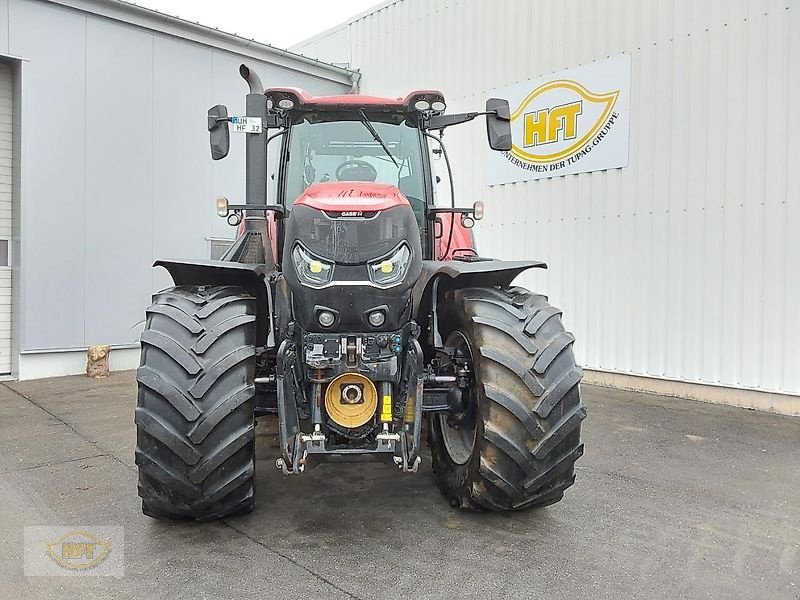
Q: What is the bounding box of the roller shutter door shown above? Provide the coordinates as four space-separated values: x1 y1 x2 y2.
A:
0 63 13 374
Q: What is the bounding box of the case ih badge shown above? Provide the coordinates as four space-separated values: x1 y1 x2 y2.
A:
135 64 586 520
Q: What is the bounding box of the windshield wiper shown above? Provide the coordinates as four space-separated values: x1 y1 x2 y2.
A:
358 109 399 168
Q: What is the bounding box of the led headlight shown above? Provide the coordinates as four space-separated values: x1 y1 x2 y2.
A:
368 244 412 287
292 244 334 287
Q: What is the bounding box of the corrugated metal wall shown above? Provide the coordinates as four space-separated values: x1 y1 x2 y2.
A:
295 0 800 395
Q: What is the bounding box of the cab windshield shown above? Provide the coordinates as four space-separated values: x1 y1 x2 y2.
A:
283 115 428 231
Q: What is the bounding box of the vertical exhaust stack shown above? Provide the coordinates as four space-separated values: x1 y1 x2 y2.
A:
228 63 274 270
239 64 267 213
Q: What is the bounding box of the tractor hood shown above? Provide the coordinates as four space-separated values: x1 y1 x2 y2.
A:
294 182 410 214
283 182 423 332
287 182 421 265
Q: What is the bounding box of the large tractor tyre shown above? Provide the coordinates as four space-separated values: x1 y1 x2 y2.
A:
428 286 586 511
135 285 257 521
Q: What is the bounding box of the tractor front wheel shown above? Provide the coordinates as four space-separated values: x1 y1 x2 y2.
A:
428 287 586 511
135 285 257 520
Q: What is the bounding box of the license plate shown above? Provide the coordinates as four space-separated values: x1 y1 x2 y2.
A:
230 116 262 134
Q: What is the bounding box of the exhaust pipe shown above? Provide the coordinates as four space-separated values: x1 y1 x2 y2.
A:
237 63 275 270
239 64 264 95
239 63 268 213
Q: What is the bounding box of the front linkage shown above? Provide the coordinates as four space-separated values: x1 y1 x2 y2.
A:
274 322 434 475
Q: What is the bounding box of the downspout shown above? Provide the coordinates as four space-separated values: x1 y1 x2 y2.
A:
349 70 363 93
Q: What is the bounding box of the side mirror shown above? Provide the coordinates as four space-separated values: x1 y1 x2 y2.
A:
485 98 512 151
207 104 230 160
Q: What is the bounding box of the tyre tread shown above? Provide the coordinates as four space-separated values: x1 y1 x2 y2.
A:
429 286 586 512
135 286 257 521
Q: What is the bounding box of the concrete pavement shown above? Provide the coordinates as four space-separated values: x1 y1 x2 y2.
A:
0 371 798 599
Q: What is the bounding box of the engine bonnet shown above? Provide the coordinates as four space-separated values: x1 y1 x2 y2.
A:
294 181 411 213
286 182 421 265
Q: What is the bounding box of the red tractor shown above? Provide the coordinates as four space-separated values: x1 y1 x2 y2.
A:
135 64 586 520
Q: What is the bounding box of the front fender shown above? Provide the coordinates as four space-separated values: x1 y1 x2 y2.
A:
413 259 546 310
412 259 547 346
155 259 274 347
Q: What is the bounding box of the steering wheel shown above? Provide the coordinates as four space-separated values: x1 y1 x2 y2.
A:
336 159 378 182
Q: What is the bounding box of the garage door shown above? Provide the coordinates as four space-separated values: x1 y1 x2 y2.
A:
0 63 13 374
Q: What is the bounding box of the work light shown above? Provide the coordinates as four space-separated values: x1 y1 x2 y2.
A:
368 310 386 327
317 310 336 327
216 196 229 217
414 99 431 111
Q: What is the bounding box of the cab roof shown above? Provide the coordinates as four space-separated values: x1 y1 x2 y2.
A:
264 87 445 113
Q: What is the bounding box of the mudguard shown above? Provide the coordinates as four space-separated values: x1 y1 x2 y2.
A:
412 259 547 348
155 259 274 347
413 259 546 308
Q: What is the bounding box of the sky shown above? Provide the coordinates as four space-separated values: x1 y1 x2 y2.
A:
130 0 383 49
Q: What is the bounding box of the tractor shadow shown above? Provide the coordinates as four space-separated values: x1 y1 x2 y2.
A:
139 418 564 564
224 417 562 549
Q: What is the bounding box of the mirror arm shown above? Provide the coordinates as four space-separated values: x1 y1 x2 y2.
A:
225 203 285 216
427 207 475 215
423 109 505 132
423 111 479 131
207 115 230 131
207 112 281 134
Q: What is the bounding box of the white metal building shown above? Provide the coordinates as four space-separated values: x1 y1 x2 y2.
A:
294 0 800 414
0 0 356 380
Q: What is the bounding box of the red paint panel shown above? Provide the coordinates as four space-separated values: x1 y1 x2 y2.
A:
264 88 445 109
293 182 410 212
305 94 405 106
436 213 477 260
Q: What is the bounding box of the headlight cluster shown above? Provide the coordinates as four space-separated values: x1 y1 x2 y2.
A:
292 243 412 288
367 244 412 287
292 245 334 287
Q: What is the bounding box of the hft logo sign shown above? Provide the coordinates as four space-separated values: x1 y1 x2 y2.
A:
523 101 583 147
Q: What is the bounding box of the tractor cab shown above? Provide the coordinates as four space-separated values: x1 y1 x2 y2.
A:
266 88 439 235
211 83 512 262
272 90 452 265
